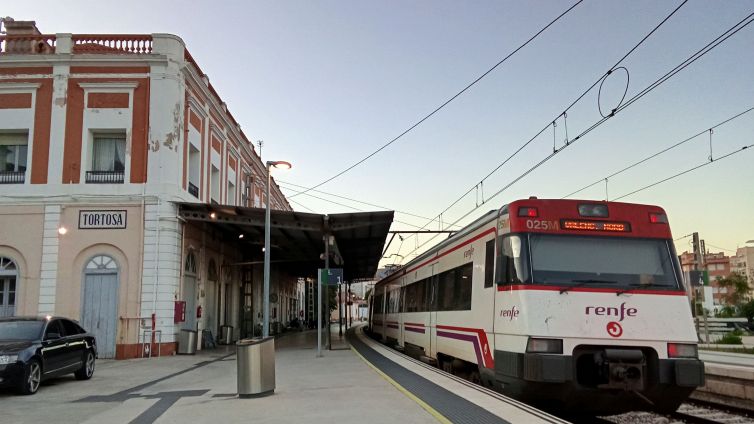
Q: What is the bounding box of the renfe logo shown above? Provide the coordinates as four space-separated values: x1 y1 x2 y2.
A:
463 246 474 258
585 302 637 322
500 306 520 320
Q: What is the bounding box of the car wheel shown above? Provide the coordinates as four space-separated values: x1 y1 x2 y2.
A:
18 359 42 395
74 350 95 380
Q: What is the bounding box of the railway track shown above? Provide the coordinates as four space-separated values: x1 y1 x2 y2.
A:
370 331 753 424
599 402 753 424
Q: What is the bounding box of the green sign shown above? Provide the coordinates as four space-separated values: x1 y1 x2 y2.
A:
318 268 344 286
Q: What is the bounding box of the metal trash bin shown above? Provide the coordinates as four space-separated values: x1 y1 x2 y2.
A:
177 329 197 355
220 325 233 345
237 337 275 397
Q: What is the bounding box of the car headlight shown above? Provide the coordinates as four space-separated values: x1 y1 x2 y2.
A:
0 354 19 365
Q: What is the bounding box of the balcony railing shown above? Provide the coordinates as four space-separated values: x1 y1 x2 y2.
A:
0 171 25 184
72 34 152 54
188 182 199 198
86 171 124 184
1 34 152 55
0 34 56 54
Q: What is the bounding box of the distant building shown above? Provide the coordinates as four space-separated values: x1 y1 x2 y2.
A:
679 250 731 306
730 243 754 290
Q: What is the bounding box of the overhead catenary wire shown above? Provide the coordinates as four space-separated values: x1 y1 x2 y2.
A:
613 143 753 201
393 12 754 263
390 1 690 249
705 243 737 253
562 105 754 199
277 179 462 228
288 0 585 199
287 198 318 213
278 184 442 231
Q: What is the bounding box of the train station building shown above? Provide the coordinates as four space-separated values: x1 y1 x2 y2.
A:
0 19 392 358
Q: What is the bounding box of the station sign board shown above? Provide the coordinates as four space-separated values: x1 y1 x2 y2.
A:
318 268 343 286
79 210 127 229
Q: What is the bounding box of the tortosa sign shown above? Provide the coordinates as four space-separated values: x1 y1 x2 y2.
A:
79 210 127 229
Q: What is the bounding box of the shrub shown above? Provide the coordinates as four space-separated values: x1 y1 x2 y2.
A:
718 332 743 345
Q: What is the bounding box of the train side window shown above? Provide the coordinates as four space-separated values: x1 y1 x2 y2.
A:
428 275 438 311
456 262 473 310
436 263 473 311
438 268 455 311
405 284 416 312
484 239 495 288
496 235 530 285
416 279 426 312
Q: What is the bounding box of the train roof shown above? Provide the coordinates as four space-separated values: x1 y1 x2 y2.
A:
377 198 672 286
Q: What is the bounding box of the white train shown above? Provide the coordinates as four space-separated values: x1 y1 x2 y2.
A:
369 198 704 414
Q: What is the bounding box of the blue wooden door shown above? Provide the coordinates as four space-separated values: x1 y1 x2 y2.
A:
82 273 118 358
0 277 15 317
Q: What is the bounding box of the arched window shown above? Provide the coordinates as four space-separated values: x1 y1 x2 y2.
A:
85 255 119 273
185 251 197 276
0 257 18 317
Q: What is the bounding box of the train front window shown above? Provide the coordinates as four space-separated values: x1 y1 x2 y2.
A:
528 234 679 289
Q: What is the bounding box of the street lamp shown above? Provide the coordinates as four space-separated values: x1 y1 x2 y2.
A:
263 160 292 338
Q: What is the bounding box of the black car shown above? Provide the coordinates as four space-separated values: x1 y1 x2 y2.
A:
0 316 97 395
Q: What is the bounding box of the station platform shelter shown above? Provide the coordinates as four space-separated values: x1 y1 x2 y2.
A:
175 202 394 351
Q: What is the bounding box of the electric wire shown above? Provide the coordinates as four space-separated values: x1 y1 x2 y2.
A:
287 198 318 213
562 106 754 199
288 0 584 199
391 13 754 264
705 243 737 253
279 184 441 231
277 179 462 228
388 1 690 250
613 143 753 200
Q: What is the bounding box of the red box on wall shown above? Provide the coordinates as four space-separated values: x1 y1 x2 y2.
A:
174 301 186 323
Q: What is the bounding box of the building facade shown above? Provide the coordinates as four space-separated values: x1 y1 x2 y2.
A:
0 20 295 358
730 244 754 290
679 250 732 306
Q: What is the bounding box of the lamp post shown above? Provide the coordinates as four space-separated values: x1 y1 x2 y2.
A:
263 160 291 338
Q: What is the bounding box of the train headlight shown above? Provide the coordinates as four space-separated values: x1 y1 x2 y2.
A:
526 338 563 354
667 343 698 358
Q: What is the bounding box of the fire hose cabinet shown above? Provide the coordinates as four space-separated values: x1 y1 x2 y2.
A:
174 301 186 323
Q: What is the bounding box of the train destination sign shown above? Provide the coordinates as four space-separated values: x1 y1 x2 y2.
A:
79 210 127 229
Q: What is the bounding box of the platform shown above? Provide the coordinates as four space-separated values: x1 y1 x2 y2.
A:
0 325 566 424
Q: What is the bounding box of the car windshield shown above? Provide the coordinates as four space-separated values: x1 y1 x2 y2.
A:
0 320 45 340
528 234 680 289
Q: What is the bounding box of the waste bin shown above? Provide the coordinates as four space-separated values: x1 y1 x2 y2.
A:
177 329 197 355
220 325 233 345
237 337 275 397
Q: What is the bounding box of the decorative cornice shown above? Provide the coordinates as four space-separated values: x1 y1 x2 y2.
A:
0 82 41 92
78 81 139 90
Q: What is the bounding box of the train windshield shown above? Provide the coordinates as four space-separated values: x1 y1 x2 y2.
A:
528 234 680 289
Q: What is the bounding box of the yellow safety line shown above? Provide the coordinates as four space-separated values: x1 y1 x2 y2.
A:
350 345 452 424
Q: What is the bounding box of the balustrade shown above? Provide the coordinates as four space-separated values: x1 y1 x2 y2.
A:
72 34 152 54
0 34 56 54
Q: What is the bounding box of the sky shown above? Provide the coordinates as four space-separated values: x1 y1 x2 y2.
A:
6 0 754 267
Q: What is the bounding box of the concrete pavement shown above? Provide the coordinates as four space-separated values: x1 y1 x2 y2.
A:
0 329 437 424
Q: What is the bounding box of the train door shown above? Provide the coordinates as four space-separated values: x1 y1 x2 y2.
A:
429 264 438 358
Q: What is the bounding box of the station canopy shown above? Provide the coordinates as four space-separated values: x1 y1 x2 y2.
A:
176 202 394 281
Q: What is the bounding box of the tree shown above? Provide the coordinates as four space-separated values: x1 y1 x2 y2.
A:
716 272 750 308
